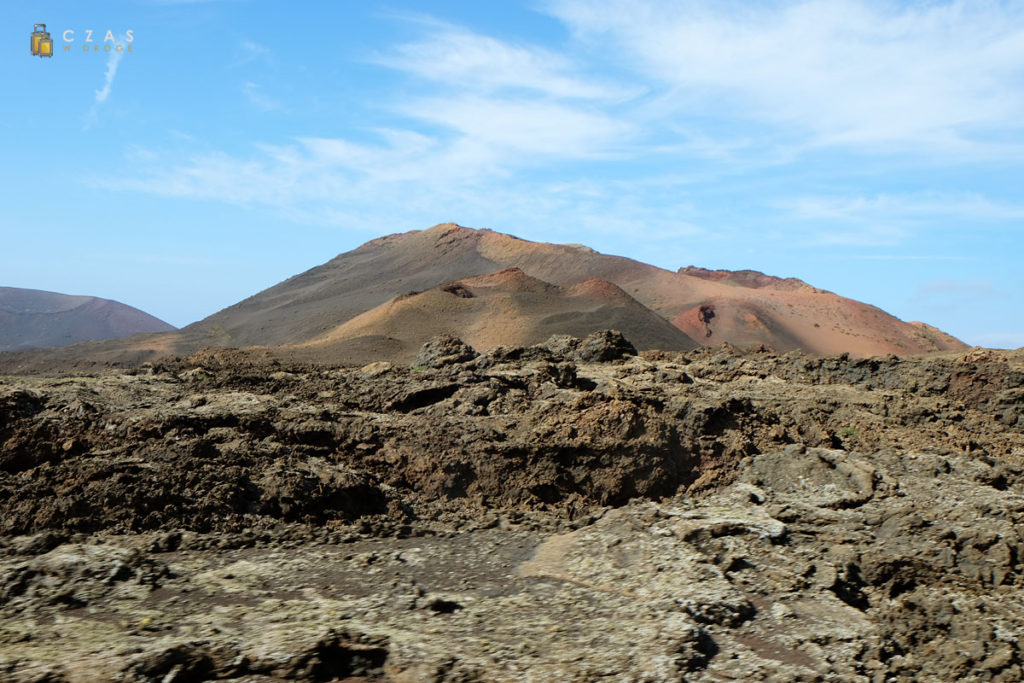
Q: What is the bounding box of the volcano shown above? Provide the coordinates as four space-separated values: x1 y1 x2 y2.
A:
182 222 965 359
0 223 966 371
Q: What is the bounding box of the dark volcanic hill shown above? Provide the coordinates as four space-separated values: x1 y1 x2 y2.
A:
0 287 174 352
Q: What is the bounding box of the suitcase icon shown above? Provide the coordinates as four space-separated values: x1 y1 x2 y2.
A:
31 24 53 58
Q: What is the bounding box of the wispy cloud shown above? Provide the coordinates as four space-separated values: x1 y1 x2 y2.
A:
123 144 158 162
91 129 707 256
548 0 1024 154
397 96 631 159
96 5 1024 253
232 39 273 68
241 81 281 111
84 39 126 128
374 23 632 100
782 193 1024 222
364 21 639 164
95 48 124 103
772 192 1024 247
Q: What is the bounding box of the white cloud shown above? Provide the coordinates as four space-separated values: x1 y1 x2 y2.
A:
94 49 123 104
366 23 638 164
399 96 632 158
781 192 1024 222
99 81 634 204
375 25 630 100
96 6 1024 255
112 21 635 199
92 130 706 255
548 0 1024 152
810 223 908 247
101 5 1024 206
241 81 280 111
84 36 128 129
233 40 273 68
770 192 1024 247
95 135 444 208
123 144 158 162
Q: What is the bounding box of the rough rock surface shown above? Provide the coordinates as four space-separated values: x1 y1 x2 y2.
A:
411 335 479 369
1 337 1022 681
544 329 639 364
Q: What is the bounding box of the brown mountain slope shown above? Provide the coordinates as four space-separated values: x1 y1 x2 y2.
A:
179 224 511 348
0 287 175 352
0 223 967 372
188 222 966 357
908 320 970 349
290 268 698 364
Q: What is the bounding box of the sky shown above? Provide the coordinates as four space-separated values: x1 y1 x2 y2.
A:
2 0 1022 348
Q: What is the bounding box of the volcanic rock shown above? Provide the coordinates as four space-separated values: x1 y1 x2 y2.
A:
1 340 1021 681
412 335 479 369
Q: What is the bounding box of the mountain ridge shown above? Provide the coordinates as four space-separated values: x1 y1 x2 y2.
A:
0 223 967 371
188 222 964 358
0 287 175 352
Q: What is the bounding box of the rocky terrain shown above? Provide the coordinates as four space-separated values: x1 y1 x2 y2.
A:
1 333 1022 681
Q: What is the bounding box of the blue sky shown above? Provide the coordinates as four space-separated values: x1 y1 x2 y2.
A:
2 1 1022 348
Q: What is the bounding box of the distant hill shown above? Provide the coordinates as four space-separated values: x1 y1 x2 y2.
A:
0 223 967 371
0 287 175 352
184 222 967 358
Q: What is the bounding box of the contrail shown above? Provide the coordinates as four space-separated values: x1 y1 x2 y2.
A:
94 46 124 103
84 34 127 128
